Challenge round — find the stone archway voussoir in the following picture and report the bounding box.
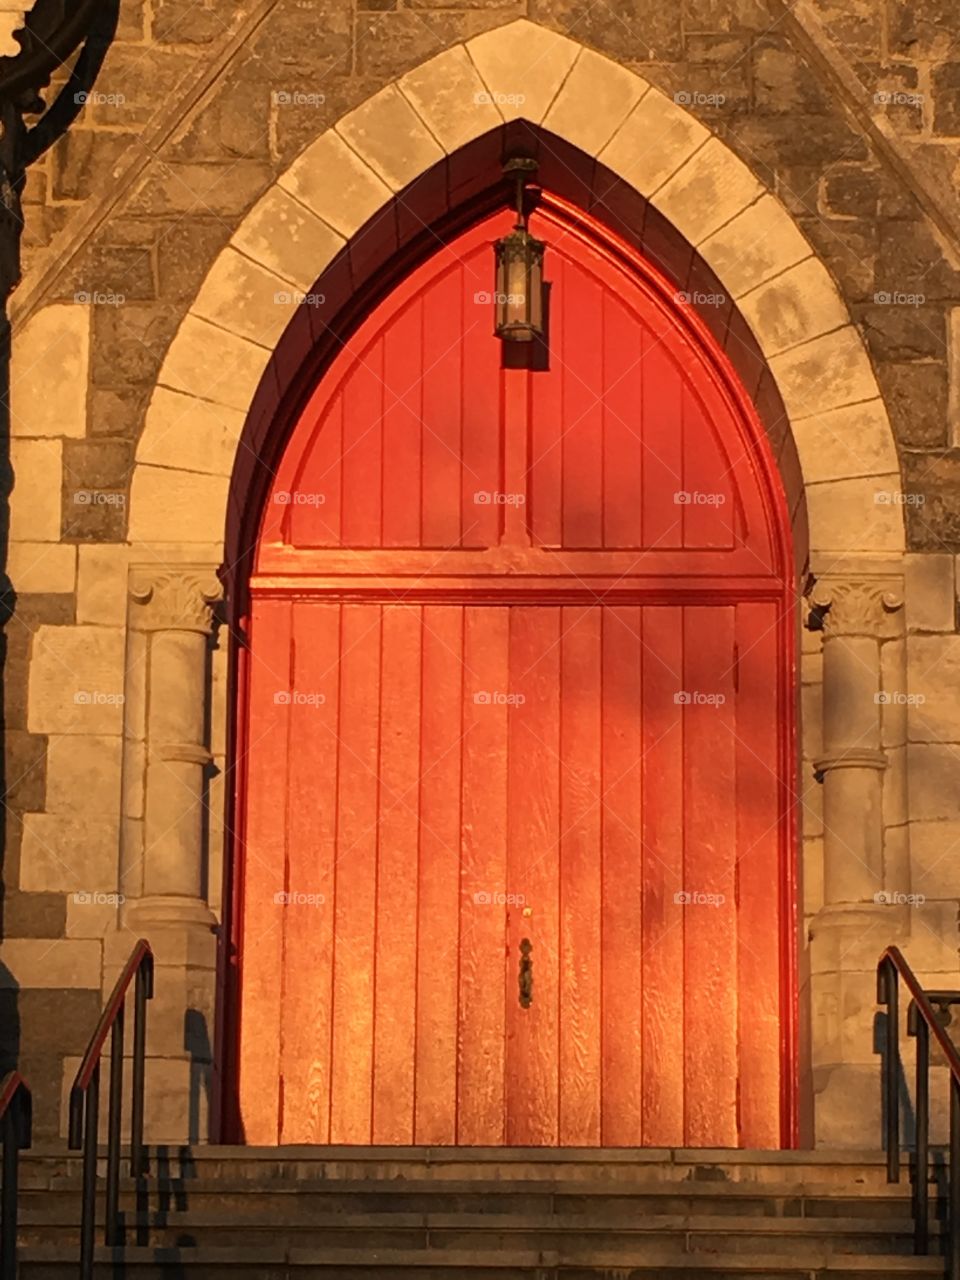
[465,20,580,124]
[232,185,346,298]
[652,135,766,247]
[540,47,649,157]
[138,388,245,478]
[738,256,850,358]
[129,464,229,545]
[191,247,298,351]
[698,195,814,298]
[598,84,709,198]
[158,314,271,415]
[791,400,901,487]
[278,129,391,240]
[771,325,886,420]
[335,84,444,194]
[804,474,905,555]
[397,43,503,152]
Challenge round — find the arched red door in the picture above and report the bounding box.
[233,198,796,1148]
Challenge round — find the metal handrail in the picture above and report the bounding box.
[878,945,960,1276]
[0,1072,31,1278]
[69,939,154,1279]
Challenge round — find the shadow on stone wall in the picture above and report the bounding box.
[0,957,20,1075]
[185,1009,211,1147]
[0,315,17,1071]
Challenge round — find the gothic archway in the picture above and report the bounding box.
[112,21,907,1146]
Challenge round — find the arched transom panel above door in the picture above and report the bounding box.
[256,199,784,583]
[235,197,797,1150]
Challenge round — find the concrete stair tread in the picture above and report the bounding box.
[15,1208,932,1232]
[24,1246,553,1265]
[289,1250,942,1272]
[25,1175,920,1196]
[24,1143,913,1160]
[18,1249,952,1280]
[19,1242,947,1263]
[20,1147,920,1185]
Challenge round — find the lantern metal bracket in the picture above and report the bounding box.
[503,155,538,229]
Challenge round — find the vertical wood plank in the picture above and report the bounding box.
[458,606,509,1143]
[559,604,602,1144]
[641,328,683,549]
[381,300,423,547]
[501,370,529,546]
[602,295,644,549]
[372,606,422,1142]
[329,604,382,1143]
[600,605,644,1144]
[237,598,292,1144]
[736,601,784,1147]
[288,394,343,548]
[682,604,738,1146]
[421,270,465,548]
[529,257,563,549]
[561,267,603,548]
[415,605,464,1143]
[505,606,561,1145]
[278,602,341,1143]
[640,606,685,1146]
[341,338,384,547]
[681,383,735,550]
[461,277,502,549]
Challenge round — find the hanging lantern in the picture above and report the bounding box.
[493,157,544,343]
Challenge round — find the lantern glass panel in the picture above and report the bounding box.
[527,250,543,333]
[494,232,545,342]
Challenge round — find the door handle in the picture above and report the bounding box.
[519,937,533,1008]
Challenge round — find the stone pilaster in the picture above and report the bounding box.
[105,566,223,1144]
[805,571,909,1147]
[809,576,905,903]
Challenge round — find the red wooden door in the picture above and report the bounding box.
[234,200,795,1148]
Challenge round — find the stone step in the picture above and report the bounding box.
[17,1180,926,1222]
[20,1146,922,1191]
[13,1216,941,1258]
[16,1149,940,1278]
[14,1206,934,1231]
[17,1244,948,1279]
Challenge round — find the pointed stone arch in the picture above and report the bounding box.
[127,18,904,574]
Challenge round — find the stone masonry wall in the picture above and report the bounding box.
[4,0,960,1136]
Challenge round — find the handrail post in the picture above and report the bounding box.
[951,1076,960,1280]
[911,1009,929,1255]
[1,1102,18,1280]
[70,941,155,1276]
[105,1002,124,1247]
[80,1060,100,1280]
[0,1077,32,1280]
[878,956,900,1181]
[878,949,960,1267]
[130,955,152,1181]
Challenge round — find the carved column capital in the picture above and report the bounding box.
[806,577,904,638]
[129,567,222,635]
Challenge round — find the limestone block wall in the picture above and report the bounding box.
[2,0,960,1141]
[904,551,960,982]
